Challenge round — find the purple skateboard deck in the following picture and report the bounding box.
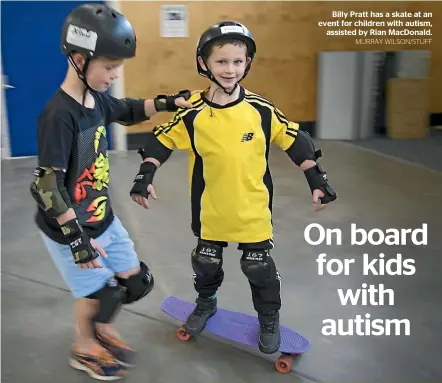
[160,296,310,355]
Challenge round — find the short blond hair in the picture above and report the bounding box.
[203,38,248,59]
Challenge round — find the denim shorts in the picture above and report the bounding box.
[40,215,140,298]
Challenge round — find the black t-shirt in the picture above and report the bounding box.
[35,88,148,244]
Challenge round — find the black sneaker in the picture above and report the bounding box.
[258,310,281,354]
[184,296,217,335]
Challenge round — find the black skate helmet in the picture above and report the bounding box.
[196,21,256,95]
[61,3,136,91]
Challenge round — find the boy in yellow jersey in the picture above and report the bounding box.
[129,21,337,354]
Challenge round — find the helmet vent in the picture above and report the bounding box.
[111,12,117,18]
[125,38,131,46]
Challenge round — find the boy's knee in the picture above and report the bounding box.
[191,240,224,277]
[116,261,154,304]
[240,249,278,286]
[115,265,140,279]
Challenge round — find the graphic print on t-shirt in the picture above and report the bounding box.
[73,124,110,223]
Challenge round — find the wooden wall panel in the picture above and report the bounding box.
[120,1,441,133]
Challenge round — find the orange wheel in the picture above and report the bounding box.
[176,327,191,341]
[274,355,292,374]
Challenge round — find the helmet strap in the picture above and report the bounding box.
[67,54,95,105]
[209,72,238,96]
[201,57,237,96]
[202,57,252,97]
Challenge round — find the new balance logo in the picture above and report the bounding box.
[241,132,254,142]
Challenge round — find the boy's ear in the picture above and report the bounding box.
[71,52,86,70]
[197,56,207,71]
[246,57,252,65]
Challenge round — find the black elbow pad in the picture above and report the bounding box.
[285,130,322,166]
[138,132,172,164]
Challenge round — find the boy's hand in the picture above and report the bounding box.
[174,89,202,109]
[79,238,108,269]
[60,218,108,268]
[154,89,200,112]
[302,162,337,210]
[312,189,327,212]
[130,161,158,209]
[132,184,158,209]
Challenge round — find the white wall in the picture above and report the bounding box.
[107,0,127,152]
[316,51,361,140]
[1,69,12,159]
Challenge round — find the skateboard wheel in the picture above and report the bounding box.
[176,327,191,341]
[274,355,292,374]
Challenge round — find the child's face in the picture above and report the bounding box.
[87,57,124,92]
[73,54,124,92]
[202,42,251,92]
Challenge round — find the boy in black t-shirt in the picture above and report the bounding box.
[30,3,193,380]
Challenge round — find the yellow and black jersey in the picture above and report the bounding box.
[153,86,299,243]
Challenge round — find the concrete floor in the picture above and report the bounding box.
[2,140,442,383]
[348,130,442,174]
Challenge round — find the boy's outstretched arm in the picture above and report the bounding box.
[100,90,193,126]
[270,105,337,209]
[129,107,192,209]
[285,129,337,208]
[130,133,173,209]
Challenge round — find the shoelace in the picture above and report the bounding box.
[194,305,210,316]
[260,320,277,334]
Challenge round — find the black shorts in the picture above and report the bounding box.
[198,238,274,251]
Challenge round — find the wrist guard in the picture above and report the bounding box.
[129,161,158,199]
[154,90,191,112]
[304,164,337,204]
[61,218,99,264]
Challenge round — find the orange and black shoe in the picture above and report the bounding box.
[96,331,136,368]
[69,343,127,381]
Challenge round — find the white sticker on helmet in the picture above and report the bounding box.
[66,24,98,52]
[220,25,244,34]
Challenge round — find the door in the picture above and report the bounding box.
[2,1,105,157]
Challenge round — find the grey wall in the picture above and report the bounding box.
[316,50,431,141]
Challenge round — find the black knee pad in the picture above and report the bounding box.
[191,240,223,277]
[240,249,278,286]
[117,261,154,304]
[87,277,124,324]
